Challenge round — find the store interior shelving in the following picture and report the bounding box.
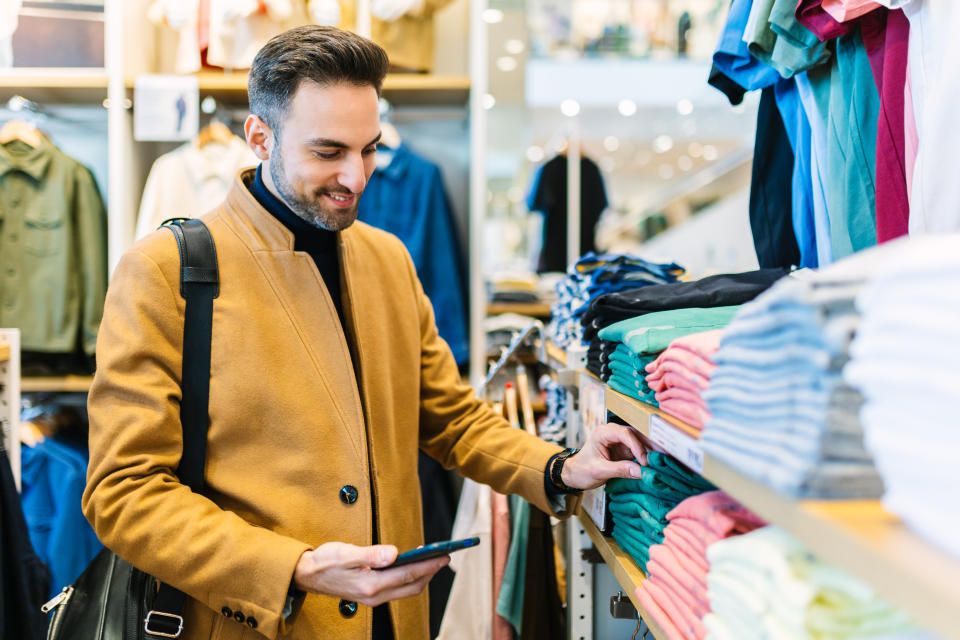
[120,72,470,106]
[578,509,669,640]
[0,68,108,103]
[20,376,94,393]
[485,302,552,318]
[0,344,9,362]
[556,353,960,640]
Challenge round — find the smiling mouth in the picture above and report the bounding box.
[324,192,356,208]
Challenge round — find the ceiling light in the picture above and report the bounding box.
[677,155,693,172]
[482,9,504,23]
[617,99,637,117]
[526,145,545,163]
[687,142,703,158]
[676,99,694,116]
[560,99,580,117]
[703,144,719,161]
[496,56,518,72]
[603,136,620,152]
[653,134,674,154]
[505,39,525,55]
[482,93,496,110]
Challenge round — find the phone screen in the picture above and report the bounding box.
[378,537,480,570]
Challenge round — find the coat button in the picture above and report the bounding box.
[233,610,246,624]
[339,485,358,504]
[339,599,358,618]
[221,606,232,617]
[246,616,258,629]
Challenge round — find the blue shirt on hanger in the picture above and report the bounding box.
[358,145,469,365]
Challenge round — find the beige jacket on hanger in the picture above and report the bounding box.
[83,170,579,640]
[337,0,452,72]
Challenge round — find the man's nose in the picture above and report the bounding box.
[338,155,367,194]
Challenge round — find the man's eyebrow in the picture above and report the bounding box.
[307,133,383,149]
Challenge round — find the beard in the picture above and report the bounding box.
[269,151,360,232]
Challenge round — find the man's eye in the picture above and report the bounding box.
[315,151,339,159]
[362,147,377,155]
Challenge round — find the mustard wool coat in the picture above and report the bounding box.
[82,171,578,640]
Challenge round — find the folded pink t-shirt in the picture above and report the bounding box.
[647,368,711,394]
[648,558,709,618]
[645,579,707,640]
[663,527,709,573]
[667,491,767,539]
[649,544,708,605]
[657,397,710,431]
[635,584,686,640]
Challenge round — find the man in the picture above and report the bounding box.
[83,26,645,640]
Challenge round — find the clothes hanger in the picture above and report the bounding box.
[194,120,235,148]
[0,119,44,147]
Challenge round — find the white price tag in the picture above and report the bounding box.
[579,374,606,443]
[648,415,704,474]
[134,75,200,141]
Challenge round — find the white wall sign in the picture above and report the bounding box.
[134,74,199,142]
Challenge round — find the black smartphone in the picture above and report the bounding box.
[378,537,480,570]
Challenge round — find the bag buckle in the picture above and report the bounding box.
[144,610,184,638]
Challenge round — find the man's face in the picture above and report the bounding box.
[263,81,381,231]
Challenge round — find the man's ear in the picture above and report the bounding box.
[244,114,274,162]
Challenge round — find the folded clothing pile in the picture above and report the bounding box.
[488,271,541,304]
[705,527,922,640]
[586,338,616,381]
[581,269,787,343]
[701,252,889,499]
[606,452,716,572]
[547,253,684,348]
[536,376,567,447]
[644,330,723,430]
[634,491,766,640]
[598,307,740,405]
[844,234,960,559]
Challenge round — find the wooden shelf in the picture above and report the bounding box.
[577,508,671,640]
[545,340,567,369]
[0,344,9,363]
[486,302,552,318]
[584,370,960,640]
[125,73,470,106]
[0,68,108,103]
[21,375,93,393]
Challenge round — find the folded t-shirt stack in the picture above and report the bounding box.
[606,452,716,572]
[644,330,723,430]
[586,338,617,381]
[634,491,767,640]
[701,249,892,499]
[704,527,925,640]
[844,234,960,559]
[536,376,567,447]
[547,252,684,348]
[581,269,788,343]
[598,308,740,405]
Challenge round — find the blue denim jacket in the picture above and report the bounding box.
[358,145,468,364]
[21,438,102,596]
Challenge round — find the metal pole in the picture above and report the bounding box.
[566,120,582,271]
[468,0,489,388]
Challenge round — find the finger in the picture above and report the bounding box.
[352,544,398,569]
[364,572,437,607]
[597,458,642,481]
[600,424,647,462]
[374,555,450,590]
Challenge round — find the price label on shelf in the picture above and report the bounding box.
[579,374,611,532]
[648,415,704,474]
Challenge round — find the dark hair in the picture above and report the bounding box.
[248,26,389,135]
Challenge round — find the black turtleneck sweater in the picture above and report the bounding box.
[248,166,394,640]
[249,165,345,325]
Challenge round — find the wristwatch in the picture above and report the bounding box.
[549,448,582,494]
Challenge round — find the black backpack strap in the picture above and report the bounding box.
[147,218,219,638]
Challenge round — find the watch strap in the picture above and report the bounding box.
[549,448,582,494]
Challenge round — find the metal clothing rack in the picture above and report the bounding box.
[477,319,546,398]
[0,329,22,490]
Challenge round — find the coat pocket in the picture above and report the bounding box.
[23,214,65,257]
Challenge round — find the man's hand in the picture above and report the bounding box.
[293,543,449,607]
[560,422,648,491]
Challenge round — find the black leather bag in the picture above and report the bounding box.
[42,219,219,639]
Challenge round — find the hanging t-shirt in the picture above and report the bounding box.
[821,0,884,22]
[773,80,818,268]
[527,155,608,274]
[795,0,853,41]
[795,71,835,265]
[896,0,960,235]
[859,8,910,242]
[746,0,831,78]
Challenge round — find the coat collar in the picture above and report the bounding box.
[0,138,54,181]
[221,168,361,254]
